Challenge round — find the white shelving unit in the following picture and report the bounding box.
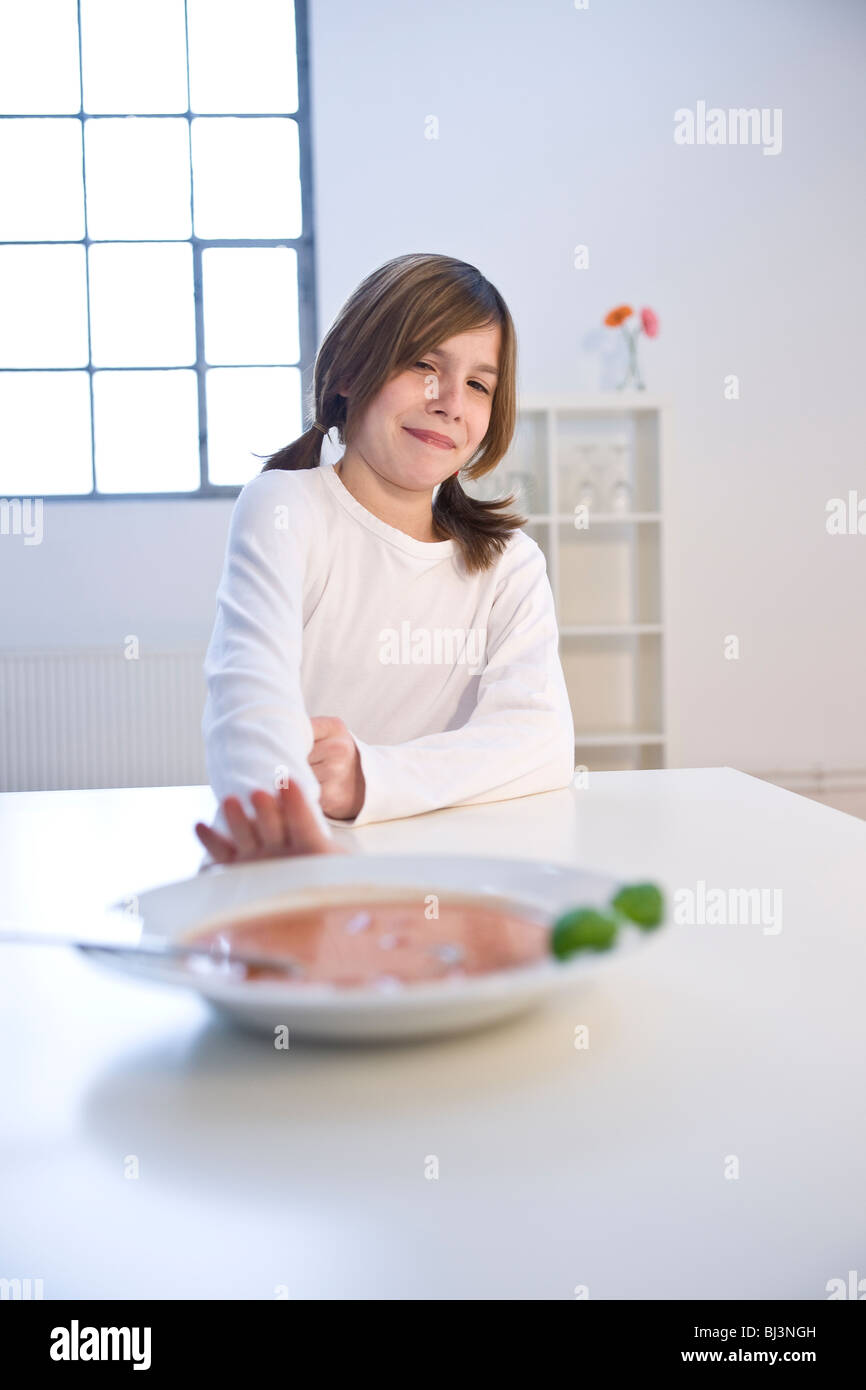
[464,394,669,772]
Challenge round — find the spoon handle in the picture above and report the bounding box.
[0,930,304,978]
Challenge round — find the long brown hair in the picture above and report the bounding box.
[255,252,526,573]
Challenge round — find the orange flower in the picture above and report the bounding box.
[604,305,633,327]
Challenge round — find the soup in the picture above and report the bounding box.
[182,892,549,989]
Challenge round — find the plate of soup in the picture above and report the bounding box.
[91,854,664,1042]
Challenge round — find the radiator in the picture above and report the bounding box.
[0,648,208,792]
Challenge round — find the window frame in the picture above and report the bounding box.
[0,0,318,501]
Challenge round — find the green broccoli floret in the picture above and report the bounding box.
[550,907,620,959]
[610,882,665,929]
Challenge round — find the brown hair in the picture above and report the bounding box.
[255,252,526,573]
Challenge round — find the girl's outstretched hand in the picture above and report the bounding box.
[195,781,349,867]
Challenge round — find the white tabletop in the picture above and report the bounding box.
[1,768,863,1300]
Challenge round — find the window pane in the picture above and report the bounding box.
[0,371,92,494]
[0,1,81,115]
[205,367,300,486]
[0,119,84,240]
[191,118,300,239]
[202,248,299,365]
[84,118,191,239]
[89,243,195,367]
[0,246,88,367]
[93,370,200,492]
[80,0,188,114]
[188,0,298,115]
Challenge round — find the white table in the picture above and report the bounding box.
[1,768,863,1300]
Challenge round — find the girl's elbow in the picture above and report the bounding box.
[537,726,576,793]
[554,747,576,791]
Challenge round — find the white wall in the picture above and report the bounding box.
[2,0,865,777]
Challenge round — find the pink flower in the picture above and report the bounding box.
[640,307,659,338]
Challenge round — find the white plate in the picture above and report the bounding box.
[88,854,657,1043]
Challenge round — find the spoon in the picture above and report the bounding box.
[0,929,306,979]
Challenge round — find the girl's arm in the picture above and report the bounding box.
[200,472,334,852]
[325,538,575,828]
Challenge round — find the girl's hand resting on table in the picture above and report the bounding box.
[195,780,349,867]
[308,715,365,820]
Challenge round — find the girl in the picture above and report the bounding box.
[195,253,575,867]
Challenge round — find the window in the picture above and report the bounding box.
[0,0,317,497]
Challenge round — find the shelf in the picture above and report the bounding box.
[561,624,663,637]
[574,732,666,748]
[529,512,662,524]
[554,524,661,629]
[507,397,667,770]
[519,394,669,413]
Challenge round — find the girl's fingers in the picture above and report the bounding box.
[249,790,287,850]
[198,786,346,865]
[277,780,338,855]
[307,740,332,768]
[222,795,262,856]
[194,821,238,864]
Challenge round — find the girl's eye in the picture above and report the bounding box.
[414,362,490,395]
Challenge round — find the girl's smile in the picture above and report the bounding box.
[402,426,457,450]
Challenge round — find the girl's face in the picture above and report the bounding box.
[347,323,501,491]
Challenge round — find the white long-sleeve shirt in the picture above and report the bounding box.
[201,461,575,845]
